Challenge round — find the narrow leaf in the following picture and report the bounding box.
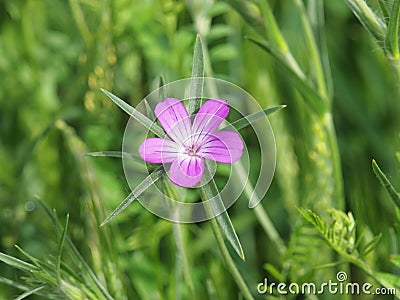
[15,285,46,300]
[85,151,141,161]
[100,89,165,138]
[0,252,38,272]
[100,166,166,226]
[0,276,32,293]
[56,214,69,283]
[372,159,400,208]
[386,0,400,58]
[247,37,327,115]
[14,246,46,273]
[223,105,286,131]
[200,164,244,260]
[189,34,204,115]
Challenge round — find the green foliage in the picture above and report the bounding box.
[301,208,400,297]
[0,0,399,299]
[345,0,400,75]
[0,203,115,300]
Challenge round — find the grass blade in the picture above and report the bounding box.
[56,214,69,283]
[15,285,46,300]
[189,34,205,115]
[247,37,327,115]
[386,0,400,58]
[0,252,38,272]
[307,0,334,99]
[372,159,400,208]
[294,0,328,99]
[223,105,286,131]
[100,165,166,226]
[100,88,165,138]
[0,277,33,293]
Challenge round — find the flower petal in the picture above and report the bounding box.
[169,155,204,187]
[154,98,191,144]
[197,130,243,163]
[192,99,229,137]
[138,138,179,163]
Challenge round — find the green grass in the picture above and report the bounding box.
[0,0,399,299]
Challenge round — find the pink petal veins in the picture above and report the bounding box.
[169,155,205,187]
[154,98,191,144]
[192,99,229,138]
[197,130,243,163]
[138,138,179,163]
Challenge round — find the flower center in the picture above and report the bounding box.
[185,145,197,156]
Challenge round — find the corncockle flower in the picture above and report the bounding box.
[138,98,243,187]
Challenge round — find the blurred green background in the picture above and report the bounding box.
[0,0,399,299]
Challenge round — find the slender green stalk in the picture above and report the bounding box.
[165,183,196,300]
[259,0,305,80]
[344,0,386,41]
[293,0,328,99]
[172,221,196,300]
[200,190,254,300]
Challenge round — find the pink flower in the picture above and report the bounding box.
[138,98,244,187]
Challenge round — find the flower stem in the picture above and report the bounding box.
[164,183,196,300]
[200,188,254,300]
